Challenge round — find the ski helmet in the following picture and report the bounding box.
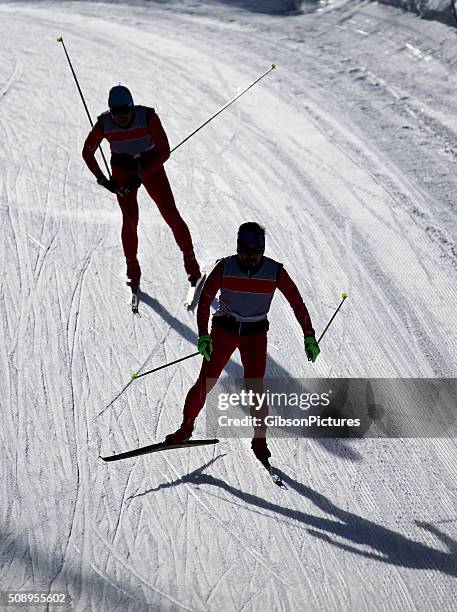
[108,85,134,110]
[237,222,265,254]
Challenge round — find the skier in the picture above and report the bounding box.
[164,222,320,463]
[82,85,201,292]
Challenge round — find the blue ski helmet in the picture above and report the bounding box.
[108,85,134,110]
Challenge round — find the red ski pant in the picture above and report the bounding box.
[111,165,194,261]
[182,326,269,438]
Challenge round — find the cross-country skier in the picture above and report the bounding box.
[164,222,320,463]
[82,85,201,292]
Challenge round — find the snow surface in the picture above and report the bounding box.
[1,0,457,610]
[375,0,453,22]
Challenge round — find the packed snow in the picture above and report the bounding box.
[375,0,453,22]
[1,0,456,610]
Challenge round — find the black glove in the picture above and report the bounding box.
[123,175,143,194]
[97,175,122,195]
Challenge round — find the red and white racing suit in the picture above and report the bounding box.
[170,255,315,459]
[82,105,199,284]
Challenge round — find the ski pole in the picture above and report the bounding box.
[170,64,277,153]
[131,351,200,381]
[58,37,276,162]
[316,293,348,345]
[57,36,111,177]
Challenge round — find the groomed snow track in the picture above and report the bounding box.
[0,1,456,610]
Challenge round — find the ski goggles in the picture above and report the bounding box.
[110,104,133,116]
[237,231,265,255]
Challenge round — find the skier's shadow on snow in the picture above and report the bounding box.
[137,458,457,578]
[139,291,362,461]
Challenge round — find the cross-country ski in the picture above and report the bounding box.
[101,438,219,462]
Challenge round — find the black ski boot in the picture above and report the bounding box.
[164,417,195,445]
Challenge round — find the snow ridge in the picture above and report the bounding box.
[375,0,454,23]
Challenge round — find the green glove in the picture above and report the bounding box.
[198,334,212,361]
[304,336,320,363]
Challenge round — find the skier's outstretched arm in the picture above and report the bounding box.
[277,266,315,337]
[140,112,171,180]
[197,260,224,335]
[82,121,105,181]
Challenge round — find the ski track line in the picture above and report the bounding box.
[205,557,245,608]
[298,140,435,284]
[152,354,185,440]
[66,239,102,372]
[238,582,271,612]
[352,3,455,60]
[102,390,154,569]
[32,161,54,279]
[152,460,230,611]
[96,292,183,421]
[302,17,455,230]
[333,80,457,253]
[210,60,243,158]
[342,63,457,166]
[34,230,59,285]
[0,58,22,100]
[291,145,436,374]
[161,454,291,588]
[199,486,309,539]
[342,465,414,609]
[89,519,193,611]
[307,441,418,610]
[300,97,457,268]
[109,460,138,549]
[104,355,193,561]
[104,289,146,363]
[279,516,320,603]
[292,105,452,370]
[47,241,103,593]
[138,474,188,605]
[71,543,148,609]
